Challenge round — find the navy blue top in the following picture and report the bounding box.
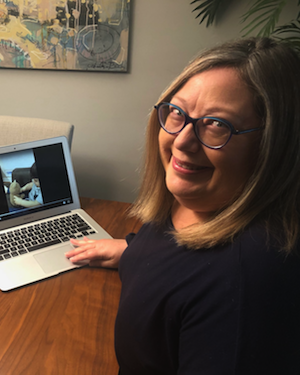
[115,221,300,375]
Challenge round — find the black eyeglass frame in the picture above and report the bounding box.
[154,102,263,150]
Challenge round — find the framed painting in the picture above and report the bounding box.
[0,0,130,72]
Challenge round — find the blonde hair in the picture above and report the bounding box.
[131,38,300,253]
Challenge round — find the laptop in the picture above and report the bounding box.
[0,136,112,291]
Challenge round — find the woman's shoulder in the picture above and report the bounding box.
[237,221,300,261]
[123,219,300,272]
[234,222,300,298]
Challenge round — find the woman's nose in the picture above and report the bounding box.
[173,123,201,153]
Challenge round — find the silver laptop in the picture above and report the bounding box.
[0,136,112,291]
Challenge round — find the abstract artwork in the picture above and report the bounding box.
[0,0,130,71]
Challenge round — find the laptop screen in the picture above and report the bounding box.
[0,143,73,222]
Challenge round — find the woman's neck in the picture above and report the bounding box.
[171,200,215,230]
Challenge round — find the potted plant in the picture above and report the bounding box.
[190,0,300,52]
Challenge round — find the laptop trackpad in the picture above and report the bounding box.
[34,243,77,274]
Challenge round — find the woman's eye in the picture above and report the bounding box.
[207,119,224,127]
[203,118,228,128]
[170,108,183,116]
[201,118,230,137]
[169,107,185,122]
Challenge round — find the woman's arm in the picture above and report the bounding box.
[65,237,128,269]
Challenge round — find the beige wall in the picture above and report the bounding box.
[0,0,298,202]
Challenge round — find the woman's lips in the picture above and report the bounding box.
[172,156,211,174]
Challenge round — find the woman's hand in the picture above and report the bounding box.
[65,237,127,269]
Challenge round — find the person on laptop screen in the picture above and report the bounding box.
[66,37,300,374]
[14,163,43,208]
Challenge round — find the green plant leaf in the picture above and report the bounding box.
[273,21,300,34]
[273,37,300,53]
[190,0,300,55]
[190,0,224,26]
[271,20,300,54]
[241,0,287,37]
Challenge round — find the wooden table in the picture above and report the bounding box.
[0,198,142,375]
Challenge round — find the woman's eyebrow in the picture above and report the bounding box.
[171,97,243,121]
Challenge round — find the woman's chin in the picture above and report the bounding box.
[165,177,208,201]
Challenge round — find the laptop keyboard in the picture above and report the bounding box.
[0,214,96,261]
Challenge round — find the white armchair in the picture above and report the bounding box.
[0,116,74,149]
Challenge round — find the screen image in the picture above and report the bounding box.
[0,143,73,221]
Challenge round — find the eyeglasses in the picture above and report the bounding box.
[154,102,262,149]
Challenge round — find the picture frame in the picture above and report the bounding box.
[0,0,130,72]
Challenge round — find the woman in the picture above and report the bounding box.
[66,37,300,374]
